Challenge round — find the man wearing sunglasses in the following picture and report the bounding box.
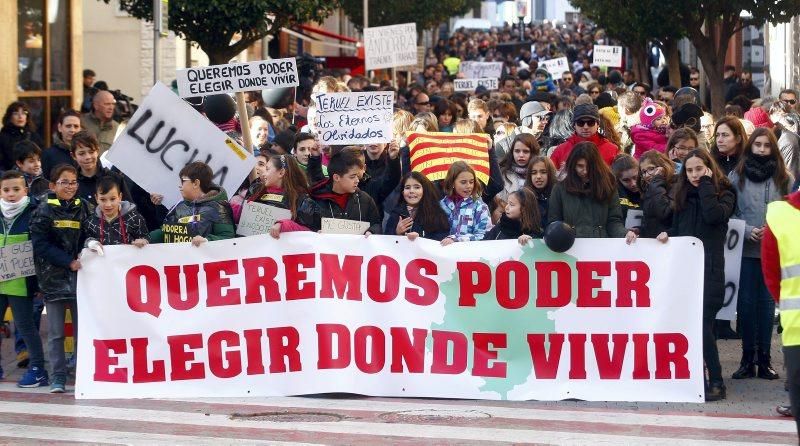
[549,104,620,169]
[780,89,799,113]
[560,70,585,96]
[413,93,432,114]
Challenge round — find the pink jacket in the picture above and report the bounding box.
[630,125,668,158]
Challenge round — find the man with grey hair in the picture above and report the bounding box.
[81,90,119,154]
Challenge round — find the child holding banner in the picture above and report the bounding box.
[482,188,542,243]
[385,172,450,241]
[149,161,235,246]
[0,171,47,388]
[30,164,92,393]
[440,161,490,245]
[247,154,316,239]
[524,155,557,231]
[657,149,736,401]
[83,176,150,252]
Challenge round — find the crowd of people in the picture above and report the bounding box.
[0,20,799,408]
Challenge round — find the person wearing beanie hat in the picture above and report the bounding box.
[599,106,620,129]
[631,98,670,158]
[533,68,558,94]
[550,104,620,168]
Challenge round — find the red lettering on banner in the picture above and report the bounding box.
[125,265,162,317]
[591,334,628,379]
[205,260,242,307]
[267,327,302,372]
[283,254,316,300]
[366,256,400,303]
[568,333,587,379]
[576,261,612,307]
[535,262,571,307]
[94,339,127,382]
[404,259,439,306]
[456,261,491,307]
[168,333,205,380]
[654,333,690,379]
[527,333,564,379]
[165,264,200,311]
[615,261,651,307]
[431,330,467,374]
[472,332,507,377]
[354,326,386,373]
[131,337,166,383]
[496,261,529,309]
[243,329,266,375]
[242,257,281,303]
[317,324,351,369]
[390,327,427,373]
[632,333,651,379]
[208,331,242,378]
[320,254,363,300]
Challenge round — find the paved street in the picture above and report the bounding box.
[0,326,795,444]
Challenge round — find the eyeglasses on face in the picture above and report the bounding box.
[416,101,430,106]
[575,119,597,127]
[784,99,798,105]
[56,180,78,187]
[589,90,600,95]
[690,77,700,81]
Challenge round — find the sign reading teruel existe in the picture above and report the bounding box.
[175,58,299,97]
[76,234,704,402]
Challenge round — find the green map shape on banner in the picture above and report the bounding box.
[430,239,578,399]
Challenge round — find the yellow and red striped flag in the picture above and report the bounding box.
[406,132,491,184]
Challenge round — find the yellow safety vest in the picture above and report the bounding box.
[766,200,800,346]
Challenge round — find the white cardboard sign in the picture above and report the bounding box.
[540,57,570,78]
[236,202,292,237]
[593,45,624,68]
[453,78,499,92]
[363,23,418,71]
[312,91,393,145]
[175,58,299,97]
[0,241,35,281]
[459,61,503,79]
[106,82,256,209]
[717,219,746,321]
[320,218,370,235]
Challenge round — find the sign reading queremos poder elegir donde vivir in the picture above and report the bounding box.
[175,58,299,98]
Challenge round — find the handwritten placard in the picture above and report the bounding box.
[717,218,746,321]
[363,23,418,70]
[312,91,393,145]
[459,62,503,79]
[540,57,570,78]
[453,78,499,92]
[593,45,624,68]
[0,241,35,281]
[236,202,293,237]
[176,58,299,97]
[321,218,370,235]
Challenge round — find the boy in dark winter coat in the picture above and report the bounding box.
[13,141,49,198]
[310,148,382,234]
[0,171,48,388]
[30,164,91,393]
[83,176,149,251]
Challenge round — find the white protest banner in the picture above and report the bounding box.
[593,45,624,67]
[0,241,35,281]
[717,219,746,321]
[76,234,704,402]
[312,91,393,145]
[106,82,256,209]
[364,23,417,71]
[459,61,504,79]
[320,218,371,235]
[540,57,570,78]
[236,202,292,237]
[175,58,299,98]
[453,78,499,92]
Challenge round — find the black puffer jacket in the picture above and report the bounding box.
[482,214,541,240]
[384,201,449,241]
[640,176,674,238]
[667,177,735,315]
[310,179,382,234]
[0,125,44,171]
[83,201,150,246]
[30,193,91,301]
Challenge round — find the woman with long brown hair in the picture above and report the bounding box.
[728,127,794,382]
[657,149,735,401]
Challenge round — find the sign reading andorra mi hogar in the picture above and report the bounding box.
[76,234,705,402]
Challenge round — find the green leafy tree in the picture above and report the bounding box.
[104,0,341,64]
[673,1,800,117]
[340,0,480,37]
